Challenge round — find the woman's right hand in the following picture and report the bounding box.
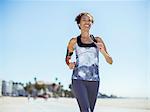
[68,62,76,69]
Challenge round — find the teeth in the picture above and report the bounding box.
[85,25,89,27]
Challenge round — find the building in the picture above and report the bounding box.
[2,80,13,96]
[0,79,2,96]
[2,80,7,96]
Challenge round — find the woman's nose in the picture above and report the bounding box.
[85,21,90,24]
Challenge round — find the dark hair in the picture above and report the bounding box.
[75,12,94,29]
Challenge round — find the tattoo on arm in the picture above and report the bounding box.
[65,38,76,66]
[65,49,73,65]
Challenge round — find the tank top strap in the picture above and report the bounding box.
[90,34,97,43]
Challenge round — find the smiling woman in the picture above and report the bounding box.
[0,0,147,105]
[65,12,113,112]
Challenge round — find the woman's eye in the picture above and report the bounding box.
[82,19,92,22]
[82,19,86,21]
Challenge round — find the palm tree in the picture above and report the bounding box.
[24,82,32,94]
[34,77,37,83]
[55,77,58,84]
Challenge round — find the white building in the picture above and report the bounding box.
[0,79,2,96]
[6,80,13,96]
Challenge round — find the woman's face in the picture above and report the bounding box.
[79,15,93,30]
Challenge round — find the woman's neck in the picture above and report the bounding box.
[80,30,93,44]
[80,30,90,39]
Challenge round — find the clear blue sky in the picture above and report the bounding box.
[0,0,149,97]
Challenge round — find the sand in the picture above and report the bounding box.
[0,97,149,112]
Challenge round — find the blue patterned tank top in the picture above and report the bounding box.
[72,35,100,81]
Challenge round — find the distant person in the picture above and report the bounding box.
[65,12,113,112]
[27,93,31,100]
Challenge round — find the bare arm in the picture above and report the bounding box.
[95,37,113,64]
[65,38,77,69]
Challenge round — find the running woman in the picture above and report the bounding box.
[65,12,113,112]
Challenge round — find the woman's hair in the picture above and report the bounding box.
[75,12,94,29]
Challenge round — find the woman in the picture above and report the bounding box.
[65,12,113,112]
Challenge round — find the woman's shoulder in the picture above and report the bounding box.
[94,36,103,43]
[67,37,77,48]
[69,37,77,44]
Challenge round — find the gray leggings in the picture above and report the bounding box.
[72,79,99,112]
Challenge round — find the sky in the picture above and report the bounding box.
[0,0,149,97]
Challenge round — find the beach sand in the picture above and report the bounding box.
[0,97,149,112]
